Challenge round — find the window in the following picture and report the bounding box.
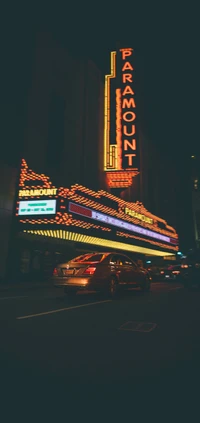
[123,255,137,267]
[72,253,104,263]
[110,255,122,265]
[72,254,91,262]
[110,254,132,266]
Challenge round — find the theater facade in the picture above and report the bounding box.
[9,46,179,281]
[12,159,178,281]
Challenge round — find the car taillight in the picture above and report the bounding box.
[53,268,58,276]
[83,267,96,275]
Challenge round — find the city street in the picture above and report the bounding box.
[0,281,200,416]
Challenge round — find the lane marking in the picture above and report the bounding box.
[16,299,112,320]
[0,296,28,301]
[118,321,157,333]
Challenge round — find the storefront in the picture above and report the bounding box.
[11,159,178,282]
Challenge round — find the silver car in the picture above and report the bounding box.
[52,252,151,298]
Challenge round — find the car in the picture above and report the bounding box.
[52,252,151,298]
[159,264,186,281]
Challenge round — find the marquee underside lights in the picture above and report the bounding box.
[23,230,174,257]
[16,160,179,254]
[104,48,139,188]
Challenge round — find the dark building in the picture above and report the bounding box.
[24,32,104,189]
[190,155,200,249]
[0,165,17,282]
[0,31,104,281]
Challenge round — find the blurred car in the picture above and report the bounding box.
[159,264,186,281]
[52,252,151,297]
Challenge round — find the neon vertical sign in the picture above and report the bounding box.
[121,48,137,169]
[104,48,139,188]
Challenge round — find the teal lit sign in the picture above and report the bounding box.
[18,200,56,215]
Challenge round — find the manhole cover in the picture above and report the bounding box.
[119,321,157,333]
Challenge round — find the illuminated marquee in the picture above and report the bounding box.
[15,160,179,256]
[104,47,138,188]
[68,202,170,244]
[124,207,153,224]
[19,188,57,197]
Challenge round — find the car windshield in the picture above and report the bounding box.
[72,253,105,263]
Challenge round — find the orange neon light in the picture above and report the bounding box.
[104,51,117,170]
[124,154,136,166]
[122,98,136,109]
[122,86,134,96]
[19,159,178,236]
[123,111,136,122]
[122,74,132,83]
[123,125,135,136]
[19,159,53,189]
[124,139,136,151]
[104,47,138,186]
[120,48,133,60]
[17,160,178,253]
[116,88,122,170]
[106,171,138,188]
[122,62,133,71]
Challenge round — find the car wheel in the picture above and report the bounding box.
[108,277,118,299]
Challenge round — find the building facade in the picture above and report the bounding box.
[13,158,178,281]
[1,31,104,281]
[0,165,17,282]
[23,32,104,189]
[2,40,179,283]
[191,155,200,248]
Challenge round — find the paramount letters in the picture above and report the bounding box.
[125,207,153,224]
[120,48,137,169]
[19,188,57,197]
[104,47,139,187]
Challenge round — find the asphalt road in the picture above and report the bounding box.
[0,281,200,418]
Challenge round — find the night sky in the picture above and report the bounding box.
[1,4,200,251]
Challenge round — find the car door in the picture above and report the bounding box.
[123,256,142,286]
[110,254,129,286]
